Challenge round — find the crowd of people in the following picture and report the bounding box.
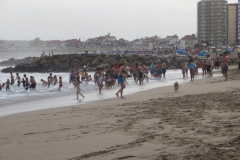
[0,51,239,99]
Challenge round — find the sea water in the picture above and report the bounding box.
[0,52,220,117]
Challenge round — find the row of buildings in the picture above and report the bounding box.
[0,33,197,50]
[197,0,239,46]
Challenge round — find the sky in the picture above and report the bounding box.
[0,0,238,41]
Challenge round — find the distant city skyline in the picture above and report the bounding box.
[0,0,237,41]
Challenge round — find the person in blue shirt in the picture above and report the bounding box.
[149,62,154,76]
[188,58,196,81]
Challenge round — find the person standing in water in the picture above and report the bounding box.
[10,72,14,85]
[6,79,10,91]
[29,76,36,89]
[116,59,128,98]
[15,73,21,87]
[59,77,63,90]
[24,74,29,90]
[75,77,84,99]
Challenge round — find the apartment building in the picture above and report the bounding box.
[197,0,227,45]
[227,4,238,45]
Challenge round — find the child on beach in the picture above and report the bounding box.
[75,77,84,99]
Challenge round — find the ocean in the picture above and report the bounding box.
[0,51,215,117]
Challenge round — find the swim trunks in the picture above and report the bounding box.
[221,64,228,74]
[157,69,162,75]
[207,65,211,72]
[118,76,124,83]
[162,68,166,74]
[10,80,14,85]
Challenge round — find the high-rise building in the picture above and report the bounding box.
[197,0,227,45]
[227,4,238,45]
[238,0,240,43]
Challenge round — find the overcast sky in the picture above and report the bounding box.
[0,0,237,41]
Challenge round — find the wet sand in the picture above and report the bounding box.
[0,67,240,160]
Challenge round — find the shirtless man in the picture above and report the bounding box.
[15,73,21,87]
[136,63,143,85]
[24,74,29,90]
[206,54,211,77]
[10,72,14,85]
[41,79,48,86]
[53,75,58,85]
[29,76,37,89]
[221,52,229,81]
[49,73,54,85]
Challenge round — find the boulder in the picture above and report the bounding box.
[91,57,103,67]
[71,59,81,67]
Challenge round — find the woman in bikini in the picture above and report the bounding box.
[75,77,84,99]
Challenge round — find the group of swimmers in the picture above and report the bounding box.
[0,72,63,92]
[0,72,38,91]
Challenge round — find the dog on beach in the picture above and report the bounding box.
[174,82,179,92]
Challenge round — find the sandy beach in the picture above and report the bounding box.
[0,67,240,160]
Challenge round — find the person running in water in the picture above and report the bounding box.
[75,77,84,99]
[116,59,128,98]
[95,68,104,94]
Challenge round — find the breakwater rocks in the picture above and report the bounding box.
[0,53,218,73]
[0,57,40,66]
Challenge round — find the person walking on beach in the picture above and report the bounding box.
[221,52,229,81]
[116,59,128,98]
[206,54,211,77]
[181,60,186,78]
[188,58,196,81]
[75,77,84,99]
[202,59,207,77]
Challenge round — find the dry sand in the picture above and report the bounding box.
[0,68,240,160]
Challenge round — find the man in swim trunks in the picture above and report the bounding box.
[10,72,14,85]
[24,74,30,90]
[15,73,21,87]
[136,63,143,85]
[206,54,211,77]
[221,52,229,81]
[157,62,163,79]
[162,62,166,78]
[29,76,37,89]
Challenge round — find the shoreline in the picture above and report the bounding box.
[0,68,240,160]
